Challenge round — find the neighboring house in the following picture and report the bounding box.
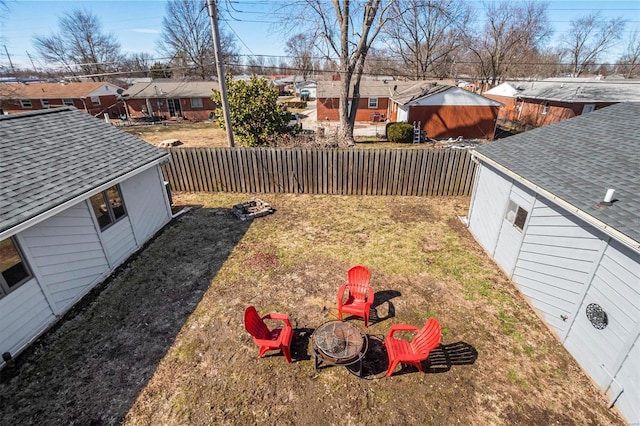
[0,81,126,118]
[316,80,416,122]
[389,83,503,140]
[294,80,317,99]
[490,78,640,128]
[124,80,220,121]
[467,103,640,425]
[0,107,172,365]
[483,82,520,121]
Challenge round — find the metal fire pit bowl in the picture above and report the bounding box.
[312,321,368,376]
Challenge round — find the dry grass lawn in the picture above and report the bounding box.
[0,193,625,425]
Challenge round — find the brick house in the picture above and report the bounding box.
[484,78,640,129]
[123,80,220,121]
[0,81,126,118]
[316,80,416,123]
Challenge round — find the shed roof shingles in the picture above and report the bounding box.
[0,107,169,234]
[475,102,640,245]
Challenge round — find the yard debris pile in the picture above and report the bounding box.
[232,199,274,220]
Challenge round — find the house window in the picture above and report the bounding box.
[90,185,126,230]
[541,101,549,115]
[20,99,32,108]
[91,96,100,106]
[190,98,203,108]
[582,104,595,114]
[505,200,528,232]
[368,97,378,108]
[63,99,74,106]
[0,237,31,297]
[41,99,50,108]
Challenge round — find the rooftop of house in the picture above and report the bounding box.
[474,102,640,245]
[0,81,124,99]
[493,79,640,103]
[391,82,503,106]
[0,107,169,236]
[124,80,220,99]
[316,79,419,98]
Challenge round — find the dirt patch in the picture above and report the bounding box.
[0,194,626,426]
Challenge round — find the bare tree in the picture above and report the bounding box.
[158,0,238,80]
[464,1,551,85]
[33,9,123,81]
[382,0,471,79]
[281,0,395,144]
[285,33,319,79]
[120,52,155,77]
[562,13,626,77]
[616,28,640,78]
[245,55,266,75]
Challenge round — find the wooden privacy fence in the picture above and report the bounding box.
[161,147,477,196]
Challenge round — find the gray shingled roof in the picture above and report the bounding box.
[124,80,220,98]
[514,79,640,102]
[474,102,640,245]
[0,107,169,235]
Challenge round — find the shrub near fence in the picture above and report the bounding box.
[161,147,476,196]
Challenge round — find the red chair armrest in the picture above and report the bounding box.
[386,324,419,340]
[337,283,348,307]
[262,313,292,327]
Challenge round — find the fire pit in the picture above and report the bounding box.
[232,199,273,221]
[312,321,368,376]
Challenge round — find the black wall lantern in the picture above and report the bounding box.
[586,303,608,330]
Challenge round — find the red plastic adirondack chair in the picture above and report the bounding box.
[243,306,293,363]
[337,265,374,327]
[384,318,441,377]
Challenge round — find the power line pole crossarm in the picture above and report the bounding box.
[207,0,235,148]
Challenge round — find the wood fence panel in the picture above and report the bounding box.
[161,147,476,196]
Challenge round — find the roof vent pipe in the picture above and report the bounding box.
[602,189,615,206]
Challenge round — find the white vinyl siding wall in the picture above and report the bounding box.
[467,159,640,425]
[101,219,137,268]
[0,279,55,357]
[512,198,605,337]
[564,240,640,399]
[0,164,172,363]
[20,202,110,313]
[468,164,512,255]
[120,167,171,243]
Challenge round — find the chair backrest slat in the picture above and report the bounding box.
[244,306,270,339]
[411,318,441,354]
[347,265,372,301]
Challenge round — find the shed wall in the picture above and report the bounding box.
[120,167,171,243]
[0,279,55,358]
[468,164,512,255]
[467,160,640,425]
[512,197,605,338]
[20,201,110,313]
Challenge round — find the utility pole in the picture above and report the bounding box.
[207,0,235,148]
[27,51,39,74]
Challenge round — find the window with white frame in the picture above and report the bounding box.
[63,99,74,106]
[505,200,528,232]
[190,98,203,108]
[0,237,31,298]
[20,99,32,108]
[41,99,50,108]
[89,185,127,230]
[91,96,100,106]
[368,97,378,108]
